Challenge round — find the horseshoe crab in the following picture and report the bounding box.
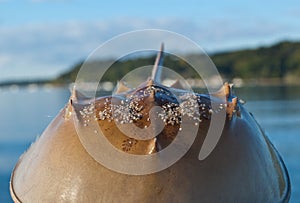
[10,45,290,202]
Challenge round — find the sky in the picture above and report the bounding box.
[0,0,300,82]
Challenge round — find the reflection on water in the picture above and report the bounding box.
[235,85,300,101]
[0,85,299,202]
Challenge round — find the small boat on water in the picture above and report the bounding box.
[10,45,290,202]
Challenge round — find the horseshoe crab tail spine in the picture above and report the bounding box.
[151,43,164,83]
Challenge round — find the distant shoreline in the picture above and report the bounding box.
[2,40,300,89]
[1,77,300,90]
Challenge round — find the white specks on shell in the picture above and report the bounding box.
[180,93,201,122]
[79,103,95,126]
[119,99,143,123]
[86,86,228,129]
[158,103,181,125]
[96,95,144,125]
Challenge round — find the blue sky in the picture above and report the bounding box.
[0,0,300,82]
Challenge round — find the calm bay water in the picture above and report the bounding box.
[0,85,299,202]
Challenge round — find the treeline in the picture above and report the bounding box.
[212,41,300,79]
[53,55,198,84]
[54,41,300,84]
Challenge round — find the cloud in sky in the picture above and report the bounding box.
[0,17,299,82]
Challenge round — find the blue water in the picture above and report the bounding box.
[0,86,70,203]
[0,85,299,202]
